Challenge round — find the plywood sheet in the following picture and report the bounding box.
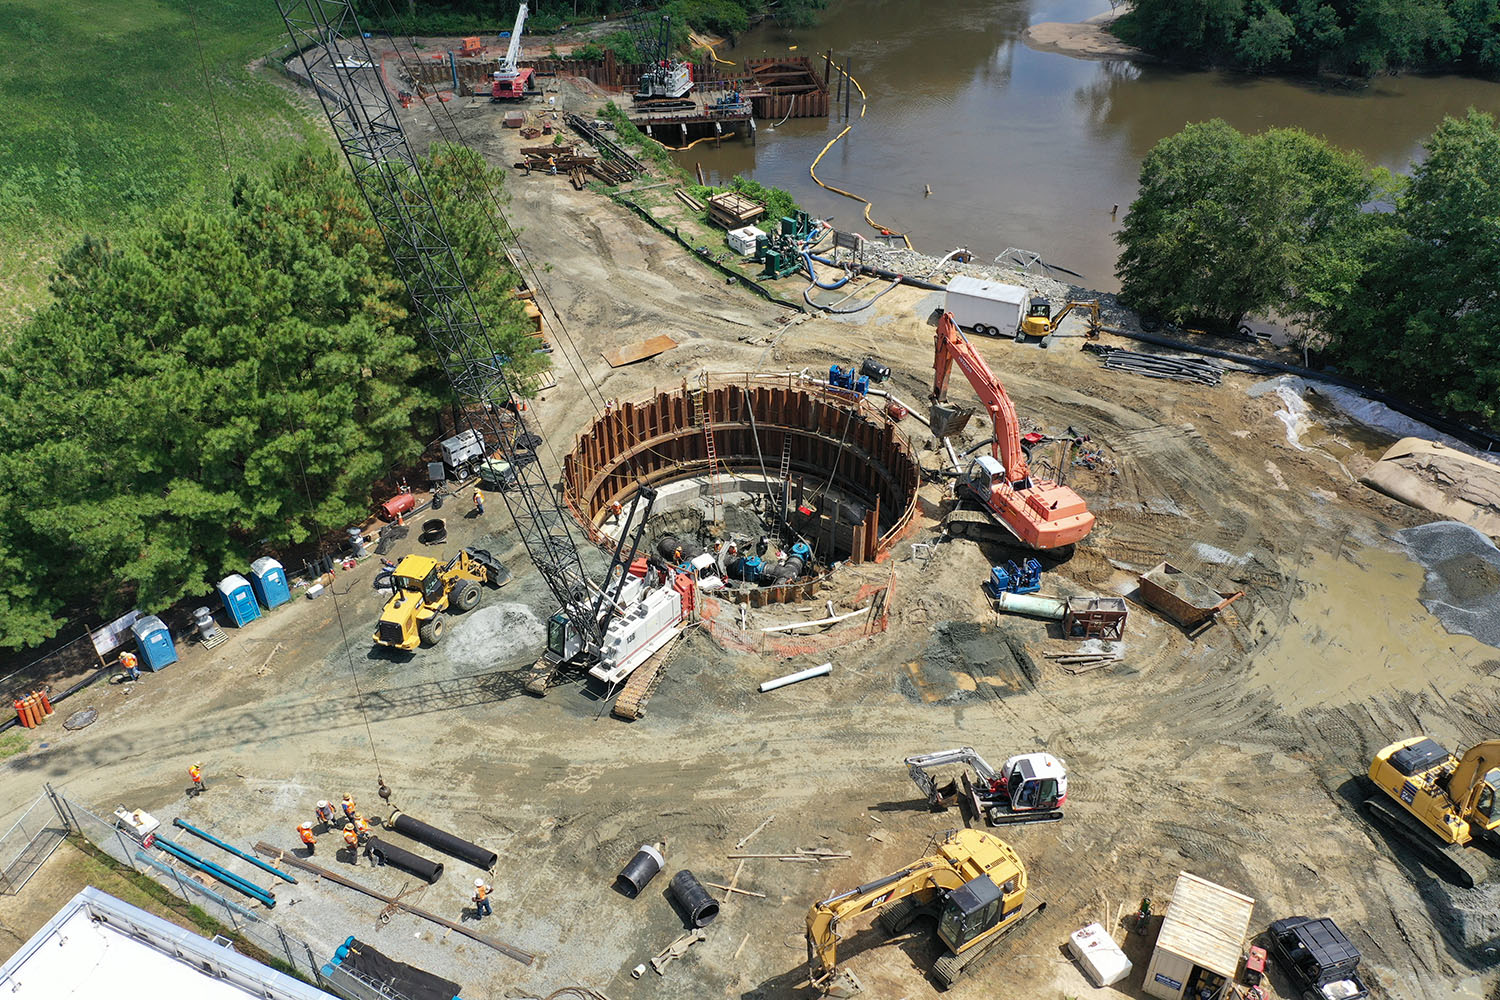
[603,334,678,368]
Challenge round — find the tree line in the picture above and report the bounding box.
[0,146,545,650]
[1116,109,1500,431]
[1113,0,1500,74]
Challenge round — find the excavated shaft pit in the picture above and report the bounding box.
[562,377,920,565]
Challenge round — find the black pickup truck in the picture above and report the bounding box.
[1267,916,1369,1000]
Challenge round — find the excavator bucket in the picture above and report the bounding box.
[929,403,974,440]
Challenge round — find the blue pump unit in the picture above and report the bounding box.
[736,554,764,581]
[986,558,1043,597]
[828,364,870,397]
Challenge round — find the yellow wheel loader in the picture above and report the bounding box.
[373,548,508,650]
[1366,735,1500,887]
[805,828,1044,996]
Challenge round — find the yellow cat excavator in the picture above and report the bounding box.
[1017,297,1100,342]
[804,828,1044,996]
[1366,736,1500,887]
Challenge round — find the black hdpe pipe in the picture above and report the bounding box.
[174,819,298,884]
[368,836,444,884]
[615,844,664,898]
[0,665,111,734]
[809,253,945,292]
[668,869,720,927]
[386,810,497,870]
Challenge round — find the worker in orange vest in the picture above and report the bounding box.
[355,814,372,845]
[120,651,141,682]
[298,823,317,853]
[341,793,358,823]
[342,823,360,864]
[472,877,493,917]
[188,763,206,795]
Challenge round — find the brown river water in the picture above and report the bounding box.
[676,0,1500,291]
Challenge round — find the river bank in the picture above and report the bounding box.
[1022,8,1149,61]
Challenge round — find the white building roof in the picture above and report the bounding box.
[0,887,331,1000]
[1155,872,1255,978]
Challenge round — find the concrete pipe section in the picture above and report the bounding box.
[562,376,920,568]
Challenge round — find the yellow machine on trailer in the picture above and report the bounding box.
[374,548,507,650]
[1366,735,1500,887]
[804,828,1044,996]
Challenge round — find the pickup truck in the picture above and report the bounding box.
[1267,916,1369,1000]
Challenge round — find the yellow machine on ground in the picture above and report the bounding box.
[1366,735,1500,887]
[1018,297,1101,342]
[804,828,1044,996]
[374,548,506,650]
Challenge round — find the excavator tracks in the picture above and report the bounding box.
[1363,796,1489,888]
[875,896,926,936]
[932,901,1047,990]
[611,637,682,721]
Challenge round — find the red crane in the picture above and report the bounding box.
[931,311,1094,550]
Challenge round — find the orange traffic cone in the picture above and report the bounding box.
[38,689,53,716]
[396,509,404,526]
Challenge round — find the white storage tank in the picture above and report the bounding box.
[728,225,766,257]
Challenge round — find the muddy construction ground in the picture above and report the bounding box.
[3,77,1500,1000]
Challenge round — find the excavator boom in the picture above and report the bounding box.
[931,311,1095,549]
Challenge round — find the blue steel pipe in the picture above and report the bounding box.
[154,837,276,907]
[134,851,259,921]
[173,819,298,884]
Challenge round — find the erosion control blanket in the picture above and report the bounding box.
[339,938,460,1000]
[1360,438,1500,539]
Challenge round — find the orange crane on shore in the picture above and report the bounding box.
[930,311,1095,551]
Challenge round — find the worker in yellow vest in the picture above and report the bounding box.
[473,489,485,516]
[298,823,317,853]
[188,762,206,795]
[342,823,360,864]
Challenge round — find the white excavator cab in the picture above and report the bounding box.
[1001,753,1067,811]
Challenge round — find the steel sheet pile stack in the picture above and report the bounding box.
[1084,344,1223,386]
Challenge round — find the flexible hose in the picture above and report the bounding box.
[805,275,902,314]
[807,60,912,249]
[802,251,852,290]
[771,95,798,127]
[651,130,737,151]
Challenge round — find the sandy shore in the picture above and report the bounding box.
[1023,9,1152,61]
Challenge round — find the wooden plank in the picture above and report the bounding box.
[252,842,536,966]
[603,334,678,368]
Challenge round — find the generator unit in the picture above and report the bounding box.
[986,558,1043,597]
[828,364,870,397]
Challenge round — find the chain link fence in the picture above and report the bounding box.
[0,792,68,895]
[42,786,334,989]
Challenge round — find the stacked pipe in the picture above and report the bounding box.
[1085,345,1223,386]
[12,690,54,728]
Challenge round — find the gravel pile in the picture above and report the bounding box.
[1395,520,1500,648]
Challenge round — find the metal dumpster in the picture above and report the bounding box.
[1137,561,1243,630]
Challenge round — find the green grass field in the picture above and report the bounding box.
[0,0,325,325]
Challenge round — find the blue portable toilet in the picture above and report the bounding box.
[217,574,261,627]
[249,557,291,610]
[130,615,178,671]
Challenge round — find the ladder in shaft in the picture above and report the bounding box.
[691,377,722,518]
[777,430,793,524]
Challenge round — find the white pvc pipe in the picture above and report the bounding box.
[993,592,1066,620]
[760,605,870,633]
[759,662,832,692]
[943,437,962,473]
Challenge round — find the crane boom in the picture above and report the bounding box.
[497,3,528,80]
[276,0,600,651]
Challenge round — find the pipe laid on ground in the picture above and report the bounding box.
[154,837,276,907]
[759,663,832,693]
[810,253,946,291]
[367,836,444,884]
[173,819,298,884]
[386,810,497,870]
[668,870,720,927]
[943,437,962,473]
[760,605,871,633]
[616,844,664,898]
[992,592,1067,621]
[134,851,259,921]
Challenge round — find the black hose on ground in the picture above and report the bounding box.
[367,836,445,884]
[386,810,497,870]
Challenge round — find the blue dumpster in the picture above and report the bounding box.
[217,574,261,627]
[249,557,291,610]
[130,615,178,671]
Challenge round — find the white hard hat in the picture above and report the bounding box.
[317,800,329,808]
[474,877,485,886]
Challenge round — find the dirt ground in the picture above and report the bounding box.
[2,77,1498,1000]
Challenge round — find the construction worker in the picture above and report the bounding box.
[341,793,357,823]
[120,650,140,682]
[343,823,360,864]
[472,877,493,917]
[315,800,336,828]
[298,823,317,854]
[473,489,485,516]
[355,814,372,845]
[188,762,206,795]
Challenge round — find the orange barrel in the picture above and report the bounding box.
[17,696,34,728]
[38,689,54,715]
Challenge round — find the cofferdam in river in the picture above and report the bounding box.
[678,0,1500,291]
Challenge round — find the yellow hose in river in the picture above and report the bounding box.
[650,130,737,151]
[807,65,911,249]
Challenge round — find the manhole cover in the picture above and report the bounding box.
[63,707,98,730]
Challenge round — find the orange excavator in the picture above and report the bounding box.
[931,311,1094,550]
